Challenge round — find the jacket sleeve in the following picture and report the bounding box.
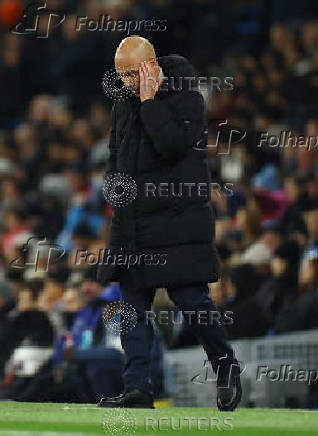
[140,91,205,160]
[106,103,117,173]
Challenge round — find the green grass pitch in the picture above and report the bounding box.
[0,402,317,435]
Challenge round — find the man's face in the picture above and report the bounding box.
[271,256,287,277]
[119,67,140,95]
[299,258,315,286]
[81,279,101,302]
[305,210,318,239]
[115,57,159,96]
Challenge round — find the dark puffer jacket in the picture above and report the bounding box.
[98,55,219,290]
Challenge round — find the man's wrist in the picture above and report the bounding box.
[141,97,154,104]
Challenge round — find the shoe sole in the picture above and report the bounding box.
[217,382,242,412]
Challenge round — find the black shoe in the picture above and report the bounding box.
[98,389,154,409]
[216,361,242,411]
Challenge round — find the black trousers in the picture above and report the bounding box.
[120,282,235,395]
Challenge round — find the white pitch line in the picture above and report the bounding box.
[294,409,318,413]
[62,406,100,411]
[0,433,152,436]
[0,432,101,436]
[269,408,318,413]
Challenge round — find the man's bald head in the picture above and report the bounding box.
[114,36,159,95]
[115,36,156,73]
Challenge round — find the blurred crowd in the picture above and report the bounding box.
[0,0,318,402]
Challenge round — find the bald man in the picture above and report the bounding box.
[98,36,242,411]
[114,35,160,99]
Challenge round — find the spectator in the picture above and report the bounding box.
[255,240,301,332]
[274,246,318,333]
[0,280,54,399]
[221,264,266,339]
